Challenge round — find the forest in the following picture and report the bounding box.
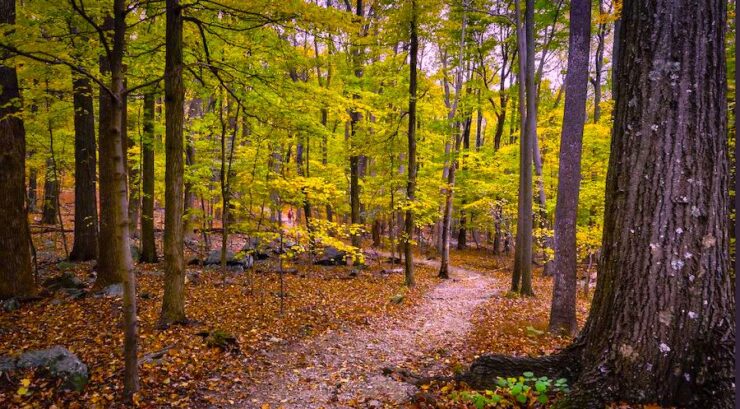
[0,0,736,407]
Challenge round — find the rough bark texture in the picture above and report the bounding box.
[548,0,591,336]
[0,0,34,300]
[160,0,186,325]
[403,1,418,287]
[140,92,157,263]
[70,75,99,261]
[511,0,534,295]
[96,42,124,287]
[468,1,734,407]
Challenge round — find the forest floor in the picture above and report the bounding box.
[0,214,591,408]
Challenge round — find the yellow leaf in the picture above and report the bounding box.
[17,386,29,396]
[20,378,30,387]
[261,404,270,409]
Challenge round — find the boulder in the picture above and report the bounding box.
[42,272,84,291]
[242,238,271,260]
[203,249,253,269]
[2,346,88,391]
[94,283,123,298]
[314,246,347,266]
[2,298,20,312]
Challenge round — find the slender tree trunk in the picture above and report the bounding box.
[348,0,364,248]
[591,0,607,123]
[41,157,59,225]
[140,92,157,263]
[511,0,534,295]
[467,2,734,406]
[28,167,37,213]
[160,0,186,325]
[403,0,418,287]
[0,0,33,299]
[70,75,99,261]
[548,0,591,336]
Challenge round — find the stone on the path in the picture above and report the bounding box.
[390,293,405,304]
[2,346,88,391]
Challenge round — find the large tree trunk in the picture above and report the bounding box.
[140,92,157,263]
[160,0,186,326]
[0,0,34,300]
[41,157,59,225]
[69,75,99,261]
[511,0,534,295]
[548,0,591,336]
[403,1,418,287]
[467,1,734,406]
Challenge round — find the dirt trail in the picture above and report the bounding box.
[239,255,498,408]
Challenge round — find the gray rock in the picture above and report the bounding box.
[203,249,253,270]
[94,283,123,298]
[205,249,235,265]
[314,246,347,266]
[2,298,20,312]
[42,272,84,291]
[130,245,141,262]
[9,346,88,391]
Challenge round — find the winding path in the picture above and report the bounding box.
[239,255,498,408]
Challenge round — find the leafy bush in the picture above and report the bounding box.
[449,373,569,408]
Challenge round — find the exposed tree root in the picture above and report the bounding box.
[458,348,582,390]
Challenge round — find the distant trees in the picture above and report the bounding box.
[0,0,34,300]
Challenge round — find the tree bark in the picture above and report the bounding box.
[160,0,186,325]
[467,1,734,406]
[69,75,99,261]
[548,0,591,336]
[591,0,607,123]
[0,0,34,300]
[41,157,59,225]
[140,92,157,263]
[511,0,534,295]
[403,0,418,287]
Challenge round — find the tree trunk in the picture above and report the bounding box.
[591,0,607,123]
[140,92,157,263]
[41,157,59,225]
[0,0,33,299]
[548,0,591,336]
[69,75,99,261]
[467,1,734,406]
[28,167,37,213]
[96,39,124,287]
[511,0,534,295]
[160,0,186,325]
[403,0,418,287]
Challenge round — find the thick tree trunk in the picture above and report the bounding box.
[140,92,157,263]
[41,157,59,225]
[160,0,186,325]
[0,0,33,299]
[467,1,734,407]
[548,0,591,336]
[511,0,534,295]
[404,1,418,287]
[69,75,99,261]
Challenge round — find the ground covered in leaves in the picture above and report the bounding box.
[1,225,593,408]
